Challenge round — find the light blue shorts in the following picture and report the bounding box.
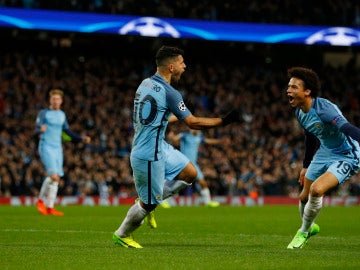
[130,156,165,204]
[306,147,360,184]
[164,143,190,180]
[39,143,64,177]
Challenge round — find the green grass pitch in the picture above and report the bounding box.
[1,205,359,270]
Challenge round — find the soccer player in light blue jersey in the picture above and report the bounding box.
[35,89,91,216]
[113,46,242,248]
[167,128,222,207]
[286,67,360,249]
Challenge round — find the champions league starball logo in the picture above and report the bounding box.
[119,17,181,38]
[305,27,360,46]
[178,101,187,111]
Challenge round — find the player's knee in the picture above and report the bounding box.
[50,174,61,182]
[309,185,324,197]
[179,163,197,184]
[185,175,197,185]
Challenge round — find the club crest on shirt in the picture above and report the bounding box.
[315,123,322,129]
[178,101,186,111]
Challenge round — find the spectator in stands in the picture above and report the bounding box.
[0,44,360,200]
[3,0,359,27]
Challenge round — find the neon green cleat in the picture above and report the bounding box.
[309,223,320,237]
[206,201,220,207]
[160,200,172,209]
[135,198,157,229]
[145,211,157,229]
[287,230,309,249]
[113,233,143,249]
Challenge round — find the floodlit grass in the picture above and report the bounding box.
[0,204,359,270]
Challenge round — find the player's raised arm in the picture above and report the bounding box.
[182,110,243,130]
[182,114,222,130]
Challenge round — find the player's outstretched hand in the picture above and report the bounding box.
[222,109,243,126]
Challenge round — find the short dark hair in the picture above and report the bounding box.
[287,67,320,97]
[155,46,184,67]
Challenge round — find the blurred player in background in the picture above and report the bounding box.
[286,67,360,249]
[112,45,242,248]
[35,89,91,216]
[166,128,222,207]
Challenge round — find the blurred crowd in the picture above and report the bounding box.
[1,0,360,27]
[1,39,360,198]
[1,1,360,198]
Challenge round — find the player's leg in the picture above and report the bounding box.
[163,162,196,199]
[113,158,163,248]
[46,174,64,216]
[287,159,325,249]
[199,178,210,204]
[198,179,218,207]
[37,176,51,215]
[287,177,317,250]
[135,197,157,229]
[302,156,357,235]
[38,144,50,214]
[38,176,51,203]
[113,200,149,249]
[113,199,147,248]
[195,165,219,207]
[46,148,64,216]
[288,173,337,249]
[163,144,195,200]
[297,178,320,236]
[288,157,355,249]
[300,172,337,232]
[298,177,312,218]
[38,145,62,215]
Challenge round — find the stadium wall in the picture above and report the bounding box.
[0,196,359,206]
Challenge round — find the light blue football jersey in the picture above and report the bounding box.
[179,131,205,164]
[35,108,69,176]
[131,73,191,161]
[35,109,69,147]
[296,97,359,154]
[297,97,360,182]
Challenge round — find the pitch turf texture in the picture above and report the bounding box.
[1,205,359,270]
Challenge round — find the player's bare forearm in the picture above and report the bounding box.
[168,114,178,123]
[183,115,223,130]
